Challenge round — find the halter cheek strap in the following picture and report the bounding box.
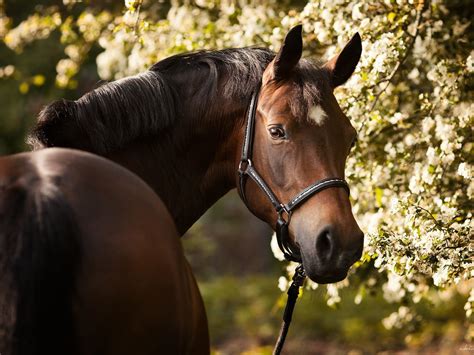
[237,84,350,263]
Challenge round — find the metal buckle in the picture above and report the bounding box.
[238,159,252,174]
[293,264,306,285]
[277,204,292,224]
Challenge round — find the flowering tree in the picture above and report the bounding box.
[1,0,472,340]
[271,1,472,336]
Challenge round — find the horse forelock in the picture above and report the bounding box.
[292,59,329,121]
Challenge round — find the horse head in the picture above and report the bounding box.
[238,25,364,283]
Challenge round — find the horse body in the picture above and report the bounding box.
[0,149,208,355]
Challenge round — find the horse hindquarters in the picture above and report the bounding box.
[43,150,210,354]
[0,149,210,355]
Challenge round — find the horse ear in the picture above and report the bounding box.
[324,33,362,88]
[273,25,303,80]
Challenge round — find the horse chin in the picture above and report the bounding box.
[300,254,348,284]
[306,270,348,284]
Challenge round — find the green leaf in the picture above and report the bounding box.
[375,187,383,207]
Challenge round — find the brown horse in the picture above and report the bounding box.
[31,25,363,280]
[1,25,364,353]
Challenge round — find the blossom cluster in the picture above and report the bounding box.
[276,0,472,334]
[286,0,473,335]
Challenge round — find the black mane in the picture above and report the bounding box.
[151,48,275,100]
[29,47,324,154]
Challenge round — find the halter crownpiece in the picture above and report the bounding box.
[237,84,350,263]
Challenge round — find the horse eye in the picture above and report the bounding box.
[268,126,286,139]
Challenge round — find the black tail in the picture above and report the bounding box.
[0,174,81,355]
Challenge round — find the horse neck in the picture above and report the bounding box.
[107,109,244,235]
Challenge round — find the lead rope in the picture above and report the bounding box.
[273,264,306,355]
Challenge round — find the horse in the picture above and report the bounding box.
[0,148,208,355]
[1,24,364,353]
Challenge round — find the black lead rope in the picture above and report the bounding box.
[273,264,306,355]
[237,85,350,354]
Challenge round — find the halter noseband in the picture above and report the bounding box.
[237,84,350,263]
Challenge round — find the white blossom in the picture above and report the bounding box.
[457,163,472,180]
[270,233,286,262]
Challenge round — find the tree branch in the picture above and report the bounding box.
[369,1,428,112]
[368,112,424,140]
[133,0,143,38]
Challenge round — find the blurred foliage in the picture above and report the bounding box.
[184,191,277,279]
[0,0,472,352]
[0,0,107,153]
[201,275,469,353]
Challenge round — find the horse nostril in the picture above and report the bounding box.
[315,227,334,262]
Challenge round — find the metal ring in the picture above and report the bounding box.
[238,159,253,174]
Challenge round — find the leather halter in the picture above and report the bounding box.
[238,84,350,263]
